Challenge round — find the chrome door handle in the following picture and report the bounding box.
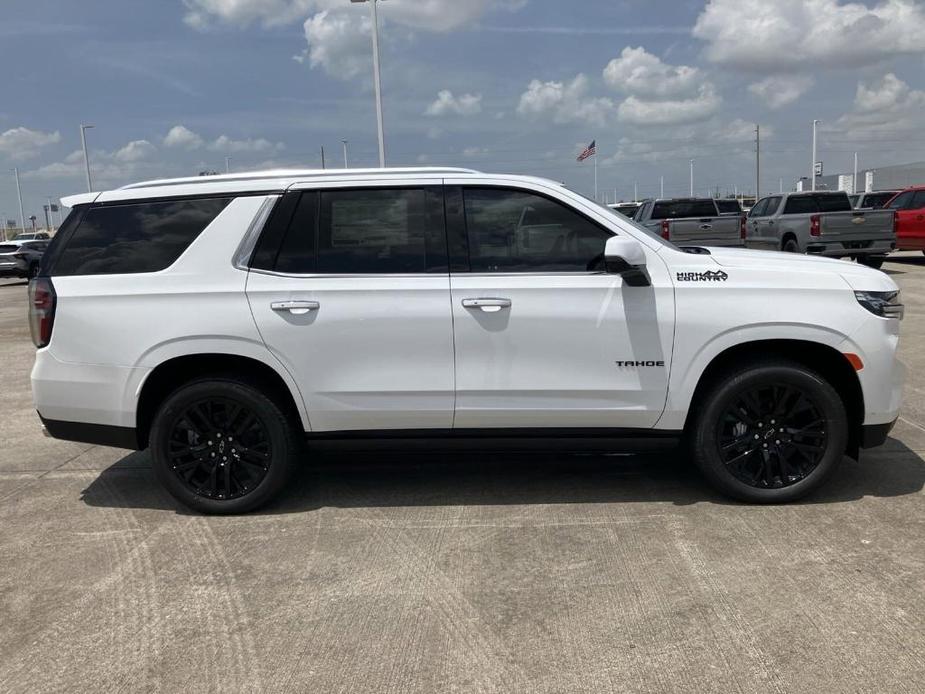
[462,298,511,313]
[271,300,319,315]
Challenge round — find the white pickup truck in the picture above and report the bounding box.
[31,168,904,513]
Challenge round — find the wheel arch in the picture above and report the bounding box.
[135,353,308,449]
[780,231,798,251]
[683,339,864,457]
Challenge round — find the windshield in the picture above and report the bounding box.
[570,190,677,249]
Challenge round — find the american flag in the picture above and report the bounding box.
[576,140,596,162]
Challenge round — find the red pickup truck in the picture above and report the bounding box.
[886,186,925,251]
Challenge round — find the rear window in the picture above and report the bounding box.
[782,194,851,215]
[817,194,852,212]
[650,199,718,219]
[52,197,231,276]
[715,199,741,214]
[863,192,897,209]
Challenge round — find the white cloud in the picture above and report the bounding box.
[296,10,371,79]
[425,90,482,116]
[0,127,61,161]
[185,0,527,32]
[834,73,925,134]
[517,74,615,127]
[617,85,721,126]
[114,140,156,162]
[208,134,283,154]
[163,125,204,149]
[462,146,489,158]
[693,0,925,71]
[603,47,701,99]
[748,75,814,109]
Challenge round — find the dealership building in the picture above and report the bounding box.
[812,160,925,194]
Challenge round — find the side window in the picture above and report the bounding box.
[887,191,915,210]
[51,197,231,276]
[463,187,611,273]
[912,191,925,209]
[748,198,768,218]
[783,196,818,215]
[273,187,447,275]
[763,196,782,216]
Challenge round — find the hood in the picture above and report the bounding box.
[704,246,897,292]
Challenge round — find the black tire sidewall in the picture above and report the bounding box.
[858,257,885,269]
[783,239,799,253]
[691,363,848,503]
[150,379,299,514]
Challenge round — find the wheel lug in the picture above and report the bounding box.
[210,452,215,458]
[762,443,768,448]
[754,434,760,440]
[775,440,780,444]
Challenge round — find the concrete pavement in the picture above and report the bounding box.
[1,257,923,692]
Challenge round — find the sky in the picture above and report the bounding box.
[3,0,925,225]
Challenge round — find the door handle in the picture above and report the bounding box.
[271,300,320,315]
[462,298,511,313]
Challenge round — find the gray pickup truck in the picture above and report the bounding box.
[633,198,744,247]
[745,191,895,268]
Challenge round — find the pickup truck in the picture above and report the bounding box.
[849,191,899,210]
[633,198,745,247]
[884,186,925,252]
[745,191,895,268]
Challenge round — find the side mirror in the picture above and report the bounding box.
[604,236,650,287]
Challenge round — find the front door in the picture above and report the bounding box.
[446,183,674,430]
[246,185,455,432]
[890,190,925,251]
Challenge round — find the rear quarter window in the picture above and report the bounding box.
[51,197,231,276]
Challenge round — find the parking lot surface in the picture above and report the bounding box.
[1,257,924,693]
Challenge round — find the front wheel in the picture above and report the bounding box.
[150,378,301,514]
[689,360,848,503]
[858,256,885,269]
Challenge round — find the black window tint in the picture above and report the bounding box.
[783,196,817,215]
[764,196,782,216]
[53,198,230,276]
[748,199,768,218]
[315,188,446,274]
[863,192,897,209]
[715,199,741,214]
[464,188,611,273]
[274,192,318,274]
[911,191,925,209]
[816,194,852,212]
[650,199,718,219]
[887,191,914,209]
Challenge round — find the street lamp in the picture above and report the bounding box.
[12,168,25,235]
[689,159,694,196]
[225,156,231,174]
[80,124,95,193]
[342,139,349,168]
[811,119,820,192]
[350,0,386,167]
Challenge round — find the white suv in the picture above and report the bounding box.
[30,168,905,513]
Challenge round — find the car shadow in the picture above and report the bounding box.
[80,437,925,515]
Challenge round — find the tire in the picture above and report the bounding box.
[782,238,799,253]
[858,256,885,269]
[689,359,848,503]
[27,263,39,279]
[149,378,302,514]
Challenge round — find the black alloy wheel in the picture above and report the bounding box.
[716,384,827,489]
[690,360,848,503]
[150,378,300,514]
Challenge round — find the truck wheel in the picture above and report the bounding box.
[782,238,799,253]
[858,256,885,269]
[149,378,301,514]
[689,360,848,503]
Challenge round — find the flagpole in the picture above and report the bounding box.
[593,142,598,201]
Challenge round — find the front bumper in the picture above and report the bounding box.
[861,419,896,449]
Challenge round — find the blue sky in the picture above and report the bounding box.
[3,0,925,225]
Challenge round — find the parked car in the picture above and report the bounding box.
[32,168,903,513]
[849,191,899,210]
[633,198,745,246]
[884,186,925,252]
[607,202,641,218]
[745,191,895,268]
[11,231,50,241]
[0,240,48,278]
[714,198,744,215]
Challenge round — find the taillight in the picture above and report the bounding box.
[28,277,56,348]
[739,215,747,240]
[660,219,670,240]
[809,214,821,237]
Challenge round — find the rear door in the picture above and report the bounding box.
[246,183,455,432]
[446,181,674,430]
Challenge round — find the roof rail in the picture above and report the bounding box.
[119,167,481,191]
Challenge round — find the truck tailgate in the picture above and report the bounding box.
[669,216,742,246]
[820,210,894,242]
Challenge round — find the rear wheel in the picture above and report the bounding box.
[782,238,799,253]
[858,256,885,269]
[690,360,848,503]
[150,378,301,514]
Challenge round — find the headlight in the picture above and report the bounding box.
[855,290,904,320]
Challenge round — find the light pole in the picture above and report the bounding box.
[689,159,694,196]
[79,124,95,193]
[853,151,858,194]
[659,176,664,198]
[225,156,231,174]
[811,119,820,192]
[351,0,386,167]
[13,168,25,235]
[342,139,349,168]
